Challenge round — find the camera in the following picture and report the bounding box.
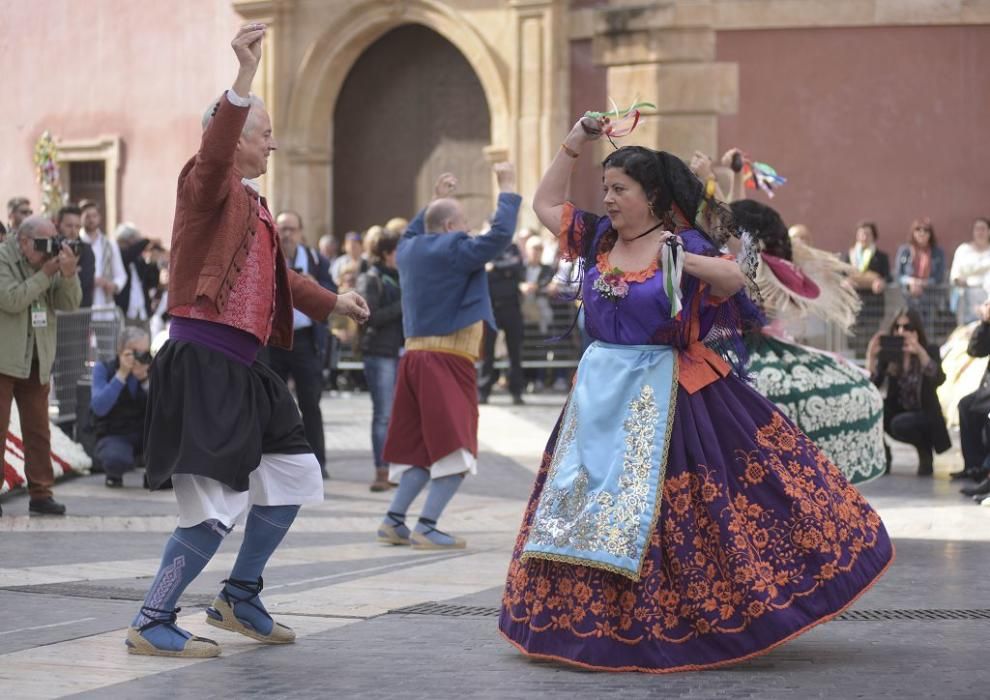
[133,351,153,365]
[33,236,80,257]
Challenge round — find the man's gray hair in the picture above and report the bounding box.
[114,222,141,244]
[117,326,150,352]
[202,94,267,132]
[16,215,49,240]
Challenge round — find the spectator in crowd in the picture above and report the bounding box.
[56,204,96,307]
[357,226,403,492]
[328,260,364,391]
[867,307,950,476]
[267,210,335,479]
[787,224,812,246]
[948,217,990,325]
[91,327,151,488]
[520,235,555,334]
[318,233,338,263]
[895,218,946,335]
[79,200,127,311]
[384,217,408,235]
[842,221,891,356]
[0,221,6,241]
[953,300,990,491]
[0,215,81,516]
[479,230,525,405]
[114,223,161,324]
[331,230,368,285]
[6,196,32,236]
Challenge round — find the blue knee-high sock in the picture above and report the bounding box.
[415,474,464,545]
[131,520,229,650]
[220,504,299,635]
[382,467,430,537]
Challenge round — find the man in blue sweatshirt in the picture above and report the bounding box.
[378,162,520,550]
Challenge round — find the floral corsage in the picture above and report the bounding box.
[593,268,630,301]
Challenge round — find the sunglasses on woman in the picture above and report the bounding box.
[894,322,915,331]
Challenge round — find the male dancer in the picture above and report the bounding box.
[378,164,520,549]
[127,25,368,658]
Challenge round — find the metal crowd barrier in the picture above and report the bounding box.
[333,298,584,373]
[49,306,125,424]
[816,283,955,359]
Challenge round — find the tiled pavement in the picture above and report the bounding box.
[1,390,989,699]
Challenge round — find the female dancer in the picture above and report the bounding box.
[499,117,893,672]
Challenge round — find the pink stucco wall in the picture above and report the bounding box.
[717,24,990,258]
[0,0,242,241]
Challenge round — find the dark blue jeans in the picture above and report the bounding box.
[95,432,143,477]
[363,355,398,468]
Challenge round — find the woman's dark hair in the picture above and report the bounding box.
[729,199,792,261]
[601,146,735,244]
[856,220,878,241]
[887,306,930,349]
[909,218,937,249]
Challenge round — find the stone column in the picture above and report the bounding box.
[592,1,737,162]
[509,0,569,226]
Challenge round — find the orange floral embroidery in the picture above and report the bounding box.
[502,408,888,646]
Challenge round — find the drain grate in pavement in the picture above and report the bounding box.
[389,602,501,618]
[388,603,990,622]
[0,582,214,607]
[837,608,990,621]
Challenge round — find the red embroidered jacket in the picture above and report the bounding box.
[166,91,336,349]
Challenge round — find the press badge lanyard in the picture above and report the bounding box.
[32,300,47,328]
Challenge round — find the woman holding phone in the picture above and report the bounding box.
[867,307,950,475]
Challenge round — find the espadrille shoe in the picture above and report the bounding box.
[125,607,220,658]
[410,528,466,551]
[205,577,295,644]
[377,511,411,545]
[377,522,411,545]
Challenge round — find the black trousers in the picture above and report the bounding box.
[480,300,525,399]
[265,327,326,469]
[884,410,934,459]
[958,389,990,471]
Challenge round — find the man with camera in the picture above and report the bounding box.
[90,327,152,488]
[0,215,81,516]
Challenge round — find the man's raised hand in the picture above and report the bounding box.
[434,173,457,199]
[232,24,266,70]
[494,162,516,193]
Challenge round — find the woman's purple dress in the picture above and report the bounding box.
[498,205,894,672]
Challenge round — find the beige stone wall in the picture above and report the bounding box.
[235,0,571,236]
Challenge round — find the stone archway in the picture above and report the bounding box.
[281,0,510,239]
[332,24,492,235]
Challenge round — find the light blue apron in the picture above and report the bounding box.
[522,341,678,581]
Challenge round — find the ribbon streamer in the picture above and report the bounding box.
[743,160,787,198]
[662,240,684,318]
[584,99,656,140]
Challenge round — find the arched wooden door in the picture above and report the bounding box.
[333,24,493,237]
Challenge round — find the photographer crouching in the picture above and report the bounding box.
[91,327,152,488]
[867,307,951,476]
[0,215,81,516]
